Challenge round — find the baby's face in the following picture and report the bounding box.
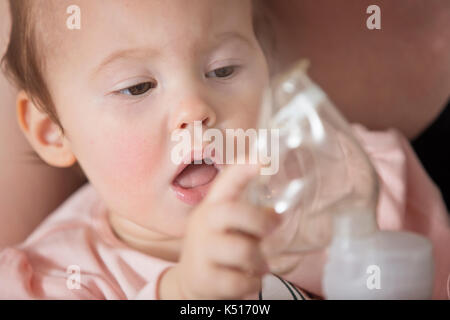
[44,0,269,238]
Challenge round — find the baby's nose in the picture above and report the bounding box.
[169,95,217,131]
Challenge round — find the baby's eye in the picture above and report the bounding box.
[119,82,156,96]
[206,66,236,79]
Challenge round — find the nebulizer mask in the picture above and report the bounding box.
[246,60,434,299]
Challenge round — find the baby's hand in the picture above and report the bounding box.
[160,164,281,299]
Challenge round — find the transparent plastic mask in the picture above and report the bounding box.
[246,60,379,274]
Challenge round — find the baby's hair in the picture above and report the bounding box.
[252,0,277,76]
[1,0,63,131]
[1,0,276,134]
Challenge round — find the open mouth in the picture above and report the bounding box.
[171,155,220,206]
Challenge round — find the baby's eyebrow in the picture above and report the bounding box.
[91,47,157,78]
[212,31,254,50]
[214,31,252,44]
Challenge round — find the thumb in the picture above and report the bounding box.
[205,163,261,203]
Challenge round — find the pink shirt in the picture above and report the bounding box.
[0,125,449,299]
[0,182,175,299]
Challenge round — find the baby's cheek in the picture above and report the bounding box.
[84,130,165,200]
[109,134,162,186]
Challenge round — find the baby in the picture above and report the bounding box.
[1,0,449,300]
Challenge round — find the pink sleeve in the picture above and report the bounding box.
[353,125,450,299]
[0,247,171,300]
[0,248,94,299]
[135,267,172,300]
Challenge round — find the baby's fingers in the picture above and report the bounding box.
[208,202,281,239]
[207,233,268,276]
[212,267,262,299]
[206,163,260,203]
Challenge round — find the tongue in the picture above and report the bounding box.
[174,163,218,189]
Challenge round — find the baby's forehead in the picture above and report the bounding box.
[36,0,253,31]
[32,0,74,51]
[36,0,254,60]
[36,0,252,77]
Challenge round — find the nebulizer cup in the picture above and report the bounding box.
[246,60,434,299]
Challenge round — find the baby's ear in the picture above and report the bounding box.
[16,90,76,168]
